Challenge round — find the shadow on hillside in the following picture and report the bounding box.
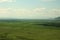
[34,22,60,27]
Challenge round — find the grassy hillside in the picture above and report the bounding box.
[0,20,60,40]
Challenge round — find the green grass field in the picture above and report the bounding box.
[0,21,60,40]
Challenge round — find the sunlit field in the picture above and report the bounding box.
[0,20,60,40]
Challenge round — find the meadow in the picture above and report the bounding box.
[0,19,60,40]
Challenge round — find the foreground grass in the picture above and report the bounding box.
[0,22,60,40]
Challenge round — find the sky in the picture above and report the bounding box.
[0,0,60,19]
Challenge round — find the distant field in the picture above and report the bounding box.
[0,20,60,40]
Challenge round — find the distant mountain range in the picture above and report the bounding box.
[54,17,60,21]
[0,17,60,21]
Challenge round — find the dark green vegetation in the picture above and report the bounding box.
[0,19,60,40]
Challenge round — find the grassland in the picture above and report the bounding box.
[0,20,60,40]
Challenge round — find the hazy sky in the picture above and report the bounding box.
[0,0,60,19]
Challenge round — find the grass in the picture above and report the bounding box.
[0,21,60,40]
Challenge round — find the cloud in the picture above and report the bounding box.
[33,8,46,13]
[47,9,60,17]
[41,0,56,2]
[0,8,60,19]
[0,0,16,3]
[0,8,15,18]
[0,8,11,13]
[14,8,60,19]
